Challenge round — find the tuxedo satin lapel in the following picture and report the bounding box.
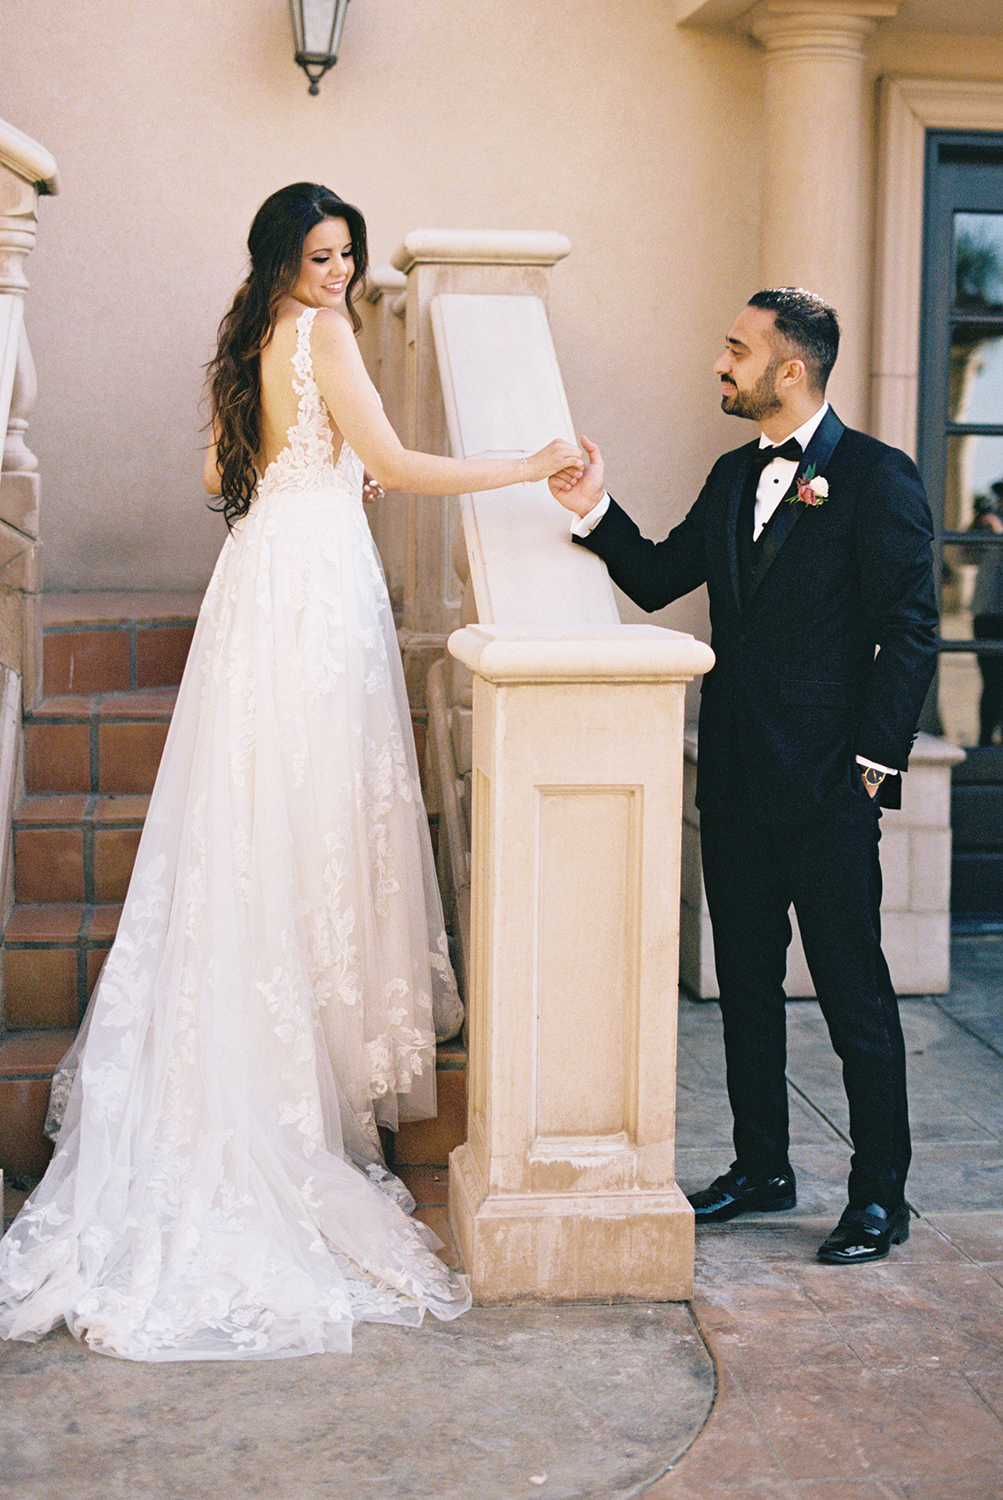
[727,447,756,610]
[802,406,845,479]
[743,408,846,606]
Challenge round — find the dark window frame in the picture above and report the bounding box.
[918,132,1003,735]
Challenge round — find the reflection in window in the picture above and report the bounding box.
[950,332,1003,422]
[945,435,1003,540]
[941,434,1003,745]
[955,213,1003,309]
[939,650,984,746]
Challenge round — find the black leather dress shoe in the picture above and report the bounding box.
[817,1202,910,1264]
[687,1166,797,1223]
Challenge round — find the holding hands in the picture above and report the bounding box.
[527,438,586,488]
[548,434,605,518]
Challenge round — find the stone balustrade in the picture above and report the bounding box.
[386,233,714,1300]
[0,120,57,712]
[0,119,57,1215]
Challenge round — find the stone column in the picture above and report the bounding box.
[749,1,898,428]
[448,624,714,1303]
[389,232,570,706]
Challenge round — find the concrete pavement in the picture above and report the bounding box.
[1,935,1001,1498]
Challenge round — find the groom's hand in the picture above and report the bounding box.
[549,434,605,518]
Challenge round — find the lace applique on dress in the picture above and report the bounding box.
[259,306,357,496]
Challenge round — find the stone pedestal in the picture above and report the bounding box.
[448,624,714,1303]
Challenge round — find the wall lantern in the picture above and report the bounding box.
[289,0,351,95]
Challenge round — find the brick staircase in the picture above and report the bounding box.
[0,594,466,1223]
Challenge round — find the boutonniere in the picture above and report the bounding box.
[789,463,829,508]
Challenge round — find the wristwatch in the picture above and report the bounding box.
[862,766,886,789]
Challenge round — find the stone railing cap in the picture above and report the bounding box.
[0,120,58,195]
[365,264,407,302]
[392,230,571,274]
[448,624,715,683]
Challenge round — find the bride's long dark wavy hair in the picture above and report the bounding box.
[206,182,369,527]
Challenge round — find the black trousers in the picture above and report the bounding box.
[699,773,910,1211]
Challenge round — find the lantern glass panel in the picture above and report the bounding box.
[299,0,340,59]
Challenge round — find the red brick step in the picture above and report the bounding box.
[1,592,464,1209]
[25,690,176,795]
[13,793,148,904]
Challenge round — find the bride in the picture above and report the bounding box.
[0,182,582,1360]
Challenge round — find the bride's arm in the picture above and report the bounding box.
[309,310,582,494]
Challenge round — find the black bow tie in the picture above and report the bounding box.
[751,437,802,473]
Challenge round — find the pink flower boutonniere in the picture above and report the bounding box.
[790,462,829,508]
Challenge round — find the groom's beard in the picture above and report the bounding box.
[720,357,783,422]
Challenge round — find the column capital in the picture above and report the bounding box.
[749,0,898,53]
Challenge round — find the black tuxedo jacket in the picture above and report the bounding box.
[575,408,938,823]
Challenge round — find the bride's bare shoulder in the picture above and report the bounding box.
[309,306,357,352]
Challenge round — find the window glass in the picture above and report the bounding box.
[950,332,1003,422]
[941,433,1003,746]
[945,434,1003,533]
[954,212,1003,309]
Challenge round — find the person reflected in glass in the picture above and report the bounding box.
[968,481,1003,746]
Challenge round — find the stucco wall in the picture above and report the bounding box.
[0,0,758,646]
[8,2,1002,631]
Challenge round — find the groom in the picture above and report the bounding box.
[551,288,937,1264]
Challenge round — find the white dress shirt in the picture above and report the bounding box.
[752,403,827,539]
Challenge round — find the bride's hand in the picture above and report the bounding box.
[526,439,584,485]
[362,470,384,504]
[548,434,605,517]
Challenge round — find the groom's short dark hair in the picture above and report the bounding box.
[748,287,840,394]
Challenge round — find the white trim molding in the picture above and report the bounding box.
[873,76,1003,457]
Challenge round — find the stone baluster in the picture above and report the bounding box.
[0,322,42,708]
[0,122,58,709]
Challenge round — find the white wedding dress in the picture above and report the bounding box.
[0,307,470,1359]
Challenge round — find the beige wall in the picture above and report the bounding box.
[0,0,757,640]
[4,1,1003,634]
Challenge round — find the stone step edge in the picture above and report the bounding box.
[0,1027,78,1078]
[26,695,427,725]
[14,793,151,828]
[42,592,204,631]
[26,690,179,723]
[4,902,123,944]
[0,1028,465,1081]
